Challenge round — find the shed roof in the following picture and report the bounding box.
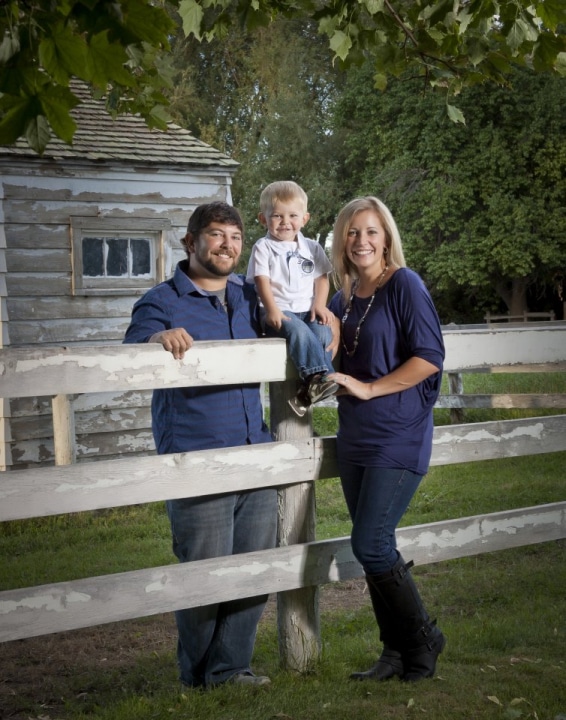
[1,82,238,170]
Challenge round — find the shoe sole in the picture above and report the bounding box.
[287,397,308,417]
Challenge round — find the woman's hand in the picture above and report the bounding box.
[329,358,441,401]
[327,372,373,401]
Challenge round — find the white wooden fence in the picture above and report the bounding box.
[0,325,565,672]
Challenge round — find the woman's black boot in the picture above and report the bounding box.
[365,557,445,682]
[349,575,404,681]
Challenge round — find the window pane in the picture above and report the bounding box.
[82,238,104,277]
[131,238,151,276]
[107,238,128,276]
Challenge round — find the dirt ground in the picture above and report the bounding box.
[0,579,370,720]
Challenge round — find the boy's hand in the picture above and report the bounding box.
[265,308,289,331]
[310,306,335,326]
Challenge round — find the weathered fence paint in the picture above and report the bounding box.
[1,325,565,672]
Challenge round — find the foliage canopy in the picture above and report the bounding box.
[332,63,566,320]
[1,0,565,153]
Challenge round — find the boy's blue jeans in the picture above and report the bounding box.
[263,310,334,379]
[338,462,424,575]
[166,487,278,688]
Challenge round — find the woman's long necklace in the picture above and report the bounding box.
[341,263,390,357]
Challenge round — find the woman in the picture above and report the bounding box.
[328,196,446,683]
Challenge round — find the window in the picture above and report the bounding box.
[71,217,170,295]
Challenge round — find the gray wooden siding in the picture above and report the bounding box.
[0,159,237,468]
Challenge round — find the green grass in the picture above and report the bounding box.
[7,545,564,720]
[1,372,565,719]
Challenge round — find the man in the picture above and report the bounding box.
[124,202,277,688]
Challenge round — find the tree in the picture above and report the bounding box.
[168,17,346,257]
[2,0,565,153]
[0,0,179,153]
[332,62,566,322]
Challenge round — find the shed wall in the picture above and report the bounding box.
[0,159,235,468]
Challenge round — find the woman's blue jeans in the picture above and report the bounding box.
[263,310,333,379]
[338,462,424,575]
[166,487,277,687]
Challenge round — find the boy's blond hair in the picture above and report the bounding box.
[259,181,308,215]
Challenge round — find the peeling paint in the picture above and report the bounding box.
[0,590,90,615]
[481,511,560,536]
[211,444,304,474]
[145,575,170,593]
[55,476,125,493]
[397,509,564,552]
[211,562,271,577]
[434,421,545,445]
[272,556,305,573]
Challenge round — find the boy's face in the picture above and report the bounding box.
[259,199,310,243]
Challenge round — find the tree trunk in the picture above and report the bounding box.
[495,277,529,316]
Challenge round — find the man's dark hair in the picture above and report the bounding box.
[187,201,244,236]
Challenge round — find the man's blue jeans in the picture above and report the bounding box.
[338,462,424,575]
[263,310,333,379]
[166,487,278,687]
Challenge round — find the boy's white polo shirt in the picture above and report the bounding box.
[246,231,332,313]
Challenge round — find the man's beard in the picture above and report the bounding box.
[196,253,238,277]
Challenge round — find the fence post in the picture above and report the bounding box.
[270,377,320,672]
[448,372,464,424]
[52,394,76,466]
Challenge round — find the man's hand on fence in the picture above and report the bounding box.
[149,328,194,360]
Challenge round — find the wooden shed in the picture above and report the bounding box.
[0,84,239,470]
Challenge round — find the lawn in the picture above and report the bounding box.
[0,373,565,719]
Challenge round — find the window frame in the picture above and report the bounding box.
[70,217,170,296]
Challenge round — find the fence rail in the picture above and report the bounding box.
[1,325,565,671]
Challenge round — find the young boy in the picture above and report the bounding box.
[246,181,338,416]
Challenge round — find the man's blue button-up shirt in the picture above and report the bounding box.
[124,260,273,454]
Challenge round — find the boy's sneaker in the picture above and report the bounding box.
[307,374,339,404]
[287,394,309,417]
[287,384,311,417]
[287,374,338,417]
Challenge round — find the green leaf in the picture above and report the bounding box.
[467,39,488,66]
[0,95,35,146]
[329,30,352,62]
[373,71,387,90]
[25,113,52,155]
[122,1,175,47]
[506,20,526,53]
[536,0,566,32]
[532,32,563,72]
[87,31,133,86]
[44,21,89,80]
[456,9,474,36]
[485,51,513,75]
[363,0,384,14]
[374,43,407,78]
[179,0,204,40]
[147,103,170,129]
[0,28,20,64]
[555,52,566,76]
[38,85,79,143]
[446,103,465,124]
[426,0,455,28]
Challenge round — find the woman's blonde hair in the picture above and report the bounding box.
[332,196,406,299]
